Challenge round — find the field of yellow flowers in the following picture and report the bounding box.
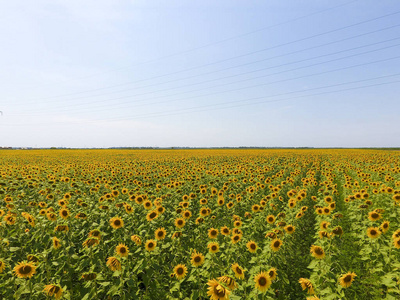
[0,149,399,299]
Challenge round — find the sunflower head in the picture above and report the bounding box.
[116,243,129,257]
[191,250,205,267]
[110,217,124,229]
[231,263,245,279]
[367,227,381,239]
[254,271,272,293]
[106,256,121,271]
[268,267,277,281]
[173,264,188,280]
[145,239,157,252]
[246,240,258,253]
[43,284,63,299]
[208,242,220,254]
[218,275,237,290]
[155,228,167,240]
[310,245,325,259]
[299,278,315,294]
[207,279,230,300]
[13,261,36,278]
[270,238,283,252]
[339,272,356,288]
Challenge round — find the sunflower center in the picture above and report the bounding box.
[213,285,226,297]
[315,248,323,255]
[20,265,32,274]
[258,277,267,286]
[236,267,242,274]
[250,244,256,250]
[211,246,217,251]
[194,256,201,263]
[344,275,352,282]
[371,229,377,235]
[158,231,164,237]
[177,268,184,275]
[114,220,121,226]
[150,213,156,218]
[274,241,280,247]
[120,247,126,253]
[148,242,154,248]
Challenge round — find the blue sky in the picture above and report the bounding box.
[0,0,399,148]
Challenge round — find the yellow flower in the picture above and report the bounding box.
[310,245,325,259]
[231,263,245,279]
[246,240,258,253]
[43,284,63,299]
[207,279,230,300]
[116,244,129,257]
[270,238,283,252]
[106,256,121,271]
[173,264,188,280]
[145,239,157,252]
[366,227,381,239]
[254,271,271,293]
[208,242,220,254]
[109,217,124,229]
[191,251,205,267]
[299,278,315,294]
[155,228,167,240]
[339,272,356,288]
[13,261,36,278]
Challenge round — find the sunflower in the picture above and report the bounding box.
[208,228,219,239]
[271,239,283,252]
[156,206,165,214]
[173,264,188,280]
[155,228,167,240]
[393,238,400,249]
[43,284,63,299]
[218,275,237,290]
[143,200,153,210]
[380,221,390,233]
[172,231,182,239]
[13,261,36,278]
[246,241,258,253]
[195,217,204,225]
[131,235,142,245]
[5,215,16,225]
[231,263,245,279]
[310,245,325,259]
[110,217,124,229]
[299,278,315,294]
[54,225,69,232]
[254,271,271,293]
[339,272,356,288]
[146,210,158,222]
[220,226,230,236]
[392,229,400,240]
[368,211,381,222]
[81,272,97,281]
[174,218,185,229]
[106,256,121,271]
[284,225,295,234]
[268,267,277,281]
[266,215,275,224]
[52,237,61,249]
[0,259,5,273]
[208,242,220,254]
[59,208,69,219]
[366,227,381,239]
[124,204,134,214]
[88,229,101,239]
[191,250,205,267]
[82,237,99,248]
[116,243,129,257]
[233,220,242,228]
[320,221,330,230]
[332,226,343,237]
[207,279,230,300]
[231,234,242,244]
[145,239,157,252]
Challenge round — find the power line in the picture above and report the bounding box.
[14,25,400,106]
[14,45,400,115]
[7,0,360,91]
[3,73,399,126]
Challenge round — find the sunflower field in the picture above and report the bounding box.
[0,149,400,300]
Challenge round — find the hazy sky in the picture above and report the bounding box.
[0,0,399,148]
